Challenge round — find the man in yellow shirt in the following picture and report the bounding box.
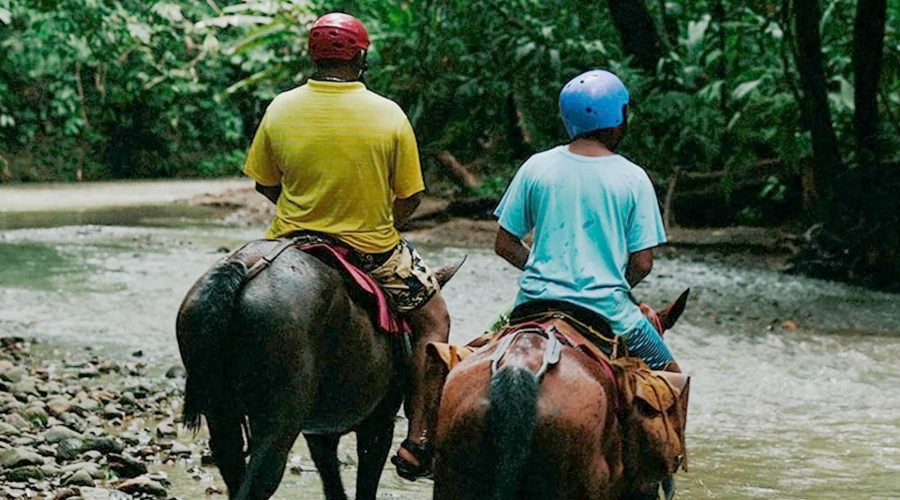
[242,13,448,480]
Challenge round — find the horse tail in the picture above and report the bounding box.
[488,365,539,500]
[178,260,248,432]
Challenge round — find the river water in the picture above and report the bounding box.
[0,203,898,499]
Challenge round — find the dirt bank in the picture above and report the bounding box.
[190,186,796,268]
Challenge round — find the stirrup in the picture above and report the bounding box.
[391,438,433,481]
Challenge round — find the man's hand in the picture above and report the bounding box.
[494,227,530,271]
[626,248,654,287]
[393,192,423,228]
[255,183,282,204]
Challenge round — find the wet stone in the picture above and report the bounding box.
[164,366,185,379]
[102,404,124,420]
[74,399,100,414]
[83,436,125,454]
[22,406,49,427]
[0,421,20,436]
[155,423,176,439]
[5,413,32,430]
[47,397,73,417]
[52,487,79,500]
[44,425,83,444]
[169,441,192,457]
[0,447,44,468]
[78,487,131,500]
[5,465,45,481]
[63,469,95,487]
[57,438,85,461]
[117,475,168,497]
[108,453,147,478]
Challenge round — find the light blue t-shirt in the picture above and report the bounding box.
[494,145,667,333]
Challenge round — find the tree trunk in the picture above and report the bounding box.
[791,0,843,204]
[605,0,662,71]
[853,0,886,166]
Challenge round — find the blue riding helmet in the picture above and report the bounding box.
[559,70,630,139]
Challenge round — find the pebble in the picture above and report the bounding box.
[0,338,178,498]
[63,469,95,487]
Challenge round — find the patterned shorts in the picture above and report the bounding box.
[354,239,440,313]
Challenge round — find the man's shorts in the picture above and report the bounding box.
[353,239,440,313]
[621,316,674,370]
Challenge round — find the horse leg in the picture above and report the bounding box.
[354,413,395,500]
[304,433,348,500]
[205,408,246,495]
[233,415,302,500]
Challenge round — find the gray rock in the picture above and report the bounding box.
[22,406,49,427]
[0,365,25,383]
[168,441,192,457]
[46,397,73,417]
[63,469,95,487]
[116,475,168,497]
[107,453,147,479]
[118,392,137,407]
[5,465,45,481]
[155,423,176,439]
[9,378,38,397]
[77,487,131,500]
[83,436,124,454]
[0,447,44,469]
[39,463,62,477]
[81,450,102,461]
[102,404,123,420]
[52,487,79,500]
[61,461,103,479]
[0,421,20,436]
[57,438,85,461]
[73,399,100,414]
[5,413,31,430]
[44,425,82,444]
[164,366,185,379]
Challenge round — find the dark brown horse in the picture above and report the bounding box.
[433,290,690,500]
[176,239,461,500]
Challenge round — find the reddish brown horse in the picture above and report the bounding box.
[176,239,462,500]
[433,290,690,500]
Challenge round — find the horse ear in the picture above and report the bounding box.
[435,255,467,288]
[659,288,690,331]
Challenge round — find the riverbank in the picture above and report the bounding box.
[189,185,798,269]
[0,337,188,499]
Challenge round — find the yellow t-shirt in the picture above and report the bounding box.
[243,80,425,253]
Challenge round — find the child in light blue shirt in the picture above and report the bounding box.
[494,70,677,371]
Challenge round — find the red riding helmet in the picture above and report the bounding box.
[308,13,370,62]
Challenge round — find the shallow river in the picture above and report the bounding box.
[0,204,898,499]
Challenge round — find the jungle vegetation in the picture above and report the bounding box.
[0,0,896,287]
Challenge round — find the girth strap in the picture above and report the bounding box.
[489,327,563,381]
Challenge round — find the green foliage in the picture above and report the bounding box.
[0,0,897,233]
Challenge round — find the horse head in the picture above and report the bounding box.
[615,289,692,491]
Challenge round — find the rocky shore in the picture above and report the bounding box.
[0,337,211,499]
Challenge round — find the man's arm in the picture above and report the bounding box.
[494,227,530,271]
[625,248,654,287]
[255,183,282,205]
[393,191,423,228]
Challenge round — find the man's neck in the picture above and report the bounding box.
[314,68,360,82]
[567,139,615,157]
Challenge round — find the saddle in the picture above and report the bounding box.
[428,300,690,474]
[225,234,411,335]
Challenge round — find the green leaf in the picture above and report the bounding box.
[127,22,152,44]
[195,15,274,30]
[0,8,11,25]
[732,79,762,100]
[685,15,710,50]
[151,3,183,23]
[515,41,537,62]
